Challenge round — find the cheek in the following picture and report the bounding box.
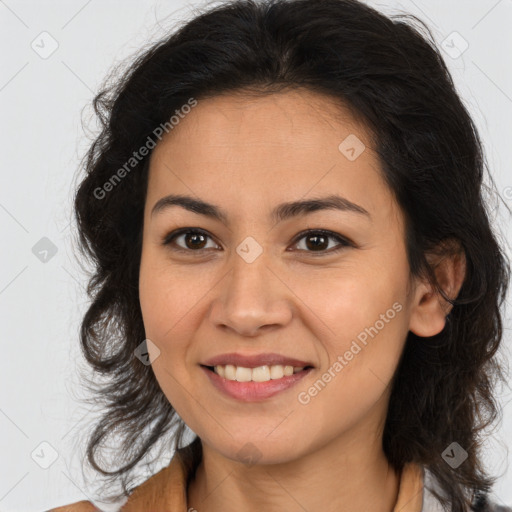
[139,249,202,341]
[138,257,199,415]
[293,267,408,394]
[293,264,405,339]
[138,251,215,404]
[292,286,406,442]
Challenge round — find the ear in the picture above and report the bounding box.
[408,239,467,337]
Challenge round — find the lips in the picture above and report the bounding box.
[201,352,314,369]
[201,364,313,401]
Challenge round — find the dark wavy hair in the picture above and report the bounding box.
[72,0,511,510]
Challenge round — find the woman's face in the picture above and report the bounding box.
[139,89,431,464]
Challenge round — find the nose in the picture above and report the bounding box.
[208,248,293,337]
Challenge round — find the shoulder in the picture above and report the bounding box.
[47,501,98,511]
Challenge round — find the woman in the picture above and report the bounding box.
[49,0,511,510]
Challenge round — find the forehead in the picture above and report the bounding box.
[152,88,366,156]
[146,88,397,224]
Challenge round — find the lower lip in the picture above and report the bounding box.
[201,365,313,402]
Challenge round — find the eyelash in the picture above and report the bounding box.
[161,228,353,256]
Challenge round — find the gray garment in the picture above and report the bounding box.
[422,467,447,511]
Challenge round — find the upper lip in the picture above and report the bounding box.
[202,352,314,369]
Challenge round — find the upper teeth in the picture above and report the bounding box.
[214,364,305,382]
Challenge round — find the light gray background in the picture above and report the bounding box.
[1,0,511,510]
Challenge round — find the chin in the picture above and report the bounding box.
[205,432,303,466]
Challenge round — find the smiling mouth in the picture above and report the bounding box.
[201,364,314,382]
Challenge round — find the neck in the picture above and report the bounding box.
[187,431,400,512]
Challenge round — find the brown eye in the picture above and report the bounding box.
[183,232,207,249]
[304,233,329,251]
[162,228,352,256]
[292,230,351,254]
[163,228,220,252]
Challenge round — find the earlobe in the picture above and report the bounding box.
[408,240,467,338]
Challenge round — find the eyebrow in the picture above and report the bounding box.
[150,193,371,224]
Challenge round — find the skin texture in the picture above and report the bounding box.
[138,88,466,512]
